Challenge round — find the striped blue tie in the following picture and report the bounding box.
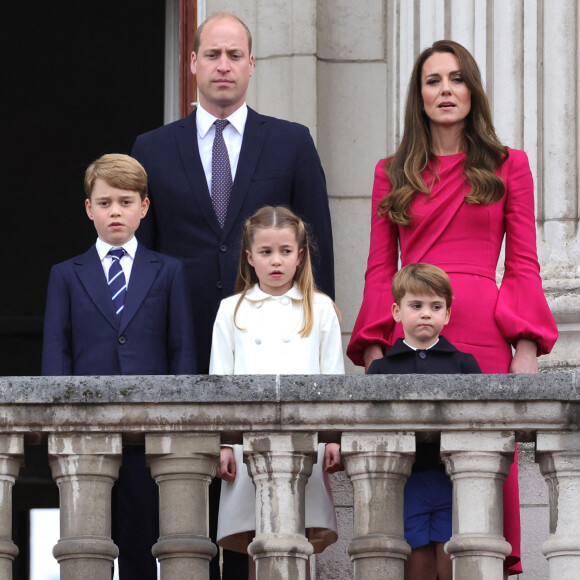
[108,248,127,316]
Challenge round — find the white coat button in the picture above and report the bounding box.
[255,302,263,309]
[280,297,290,306]
[282,338,290,343]
[255,338,262,345]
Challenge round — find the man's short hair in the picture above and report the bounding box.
[84,154,148,200]
[392,263,453,308]
[193,12,252,54]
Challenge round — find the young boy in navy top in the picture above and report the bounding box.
[367,263,480,580]
[42,154,196,580]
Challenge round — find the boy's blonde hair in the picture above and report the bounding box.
[84,154,148,200]
[235,206,317,337]
[392,263,454,308]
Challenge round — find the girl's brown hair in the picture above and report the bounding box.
[378,40,508,225]
[234,206,316,337]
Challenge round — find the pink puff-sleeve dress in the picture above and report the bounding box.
[347,149,558,574]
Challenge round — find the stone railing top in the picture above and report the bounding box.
[1,372,578,404]
[0,374,577,445]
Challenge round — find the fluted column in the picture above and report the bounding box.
[245,432,317,580]
[441,431,514,579]
[536,431,580,580]
[48,433,121,580]
[0,435,23,580]
[146,433,219,580]
[341,432,414,580]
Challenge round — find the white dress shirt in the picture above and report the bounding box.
[195,102,248,194]
[95,235,138,287]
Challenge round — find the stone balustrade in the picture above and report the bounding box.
[0,373,578,580]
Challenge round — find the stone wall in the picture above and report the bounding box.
[202,2,580,577]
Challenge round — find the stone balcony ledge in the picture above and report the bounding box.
[0,373,577,443]
[0,374,577,579]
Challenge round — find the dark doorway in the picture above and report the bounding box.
[2,3,166,578]
[1,0,166,377]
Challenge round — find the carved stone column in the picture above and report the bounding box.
[0,435,23,580]
[245,432,317,580]
[536,431,580,580]
[146,433,219,580]
[341,432,414,580]
[441,431,514,579]
[48,433,121,580]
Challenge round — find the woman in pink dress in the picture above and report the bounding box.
[347,40,558,576]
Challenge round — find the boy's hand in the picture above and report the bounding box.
[217,446,236,481]
[324,443,344,473]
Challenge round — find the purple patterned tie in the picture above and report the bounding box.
[211,119,233,228]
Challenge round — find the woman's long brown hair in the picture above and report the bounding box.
[378,40,508,225]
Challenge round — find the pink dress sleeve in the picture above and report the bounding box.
[495,149,558,355]
[346,160,399,366]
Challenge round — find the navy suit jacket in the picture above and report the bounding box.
[41,243,196,376]
[132,107,334,371]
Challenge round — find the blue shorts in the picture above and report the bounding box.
[404,470,452,549]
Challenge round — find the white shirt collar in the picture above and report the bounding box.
[196,102,248,139]
[95,235,138,261]
[403,337,440,351]
[244,283,303,302]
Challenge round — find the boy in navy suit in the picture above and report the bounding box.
[42,154,196,580]
[367,263,481,580]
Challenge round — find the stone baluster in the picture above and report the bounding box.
[341,432,414,580]
[536,431,580,580]
[441,431,514,579]
[48,433,121,580]
[146,433,219,579]
[244,432,317,580]
[0,435,23,580]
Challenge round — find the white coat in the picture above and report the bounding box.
[209,283,344,553]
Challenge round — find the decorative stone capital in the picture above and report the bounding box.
[48,433,121,580]
[146,433,219,579]
[441,431,514,580]
[341,432,414,580]
[536,431,580,579]
[244,431,317,580]
[0,434,23,579]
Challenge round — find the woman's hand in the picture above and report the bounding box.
[363,343,384,372]
[509,339,538,374]
[217,446,237,481]
[324,443,344,473]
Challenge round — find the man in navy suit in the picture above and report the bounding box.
[132,12,335,375]
[132,12,335,579]
[42,154,196,580]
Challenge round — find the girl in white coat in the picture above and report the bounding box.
[210,206,344,576]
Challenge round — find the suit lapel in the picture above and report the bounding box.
[120,245,160,333]
[222,108,268,239]
[75,246,119,331]
[175,110,223,237]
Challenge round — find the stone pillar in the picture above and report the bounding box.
[536,431,580,580]
[0,435,23,580]
[244,432,317,580]
[441,431,514,579]
[146,433,219,580]
[48,433,121,580]
[341,432,414,580]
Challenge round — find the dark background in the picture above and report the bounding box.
[2,4,167,577]
[1,1,167,376]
